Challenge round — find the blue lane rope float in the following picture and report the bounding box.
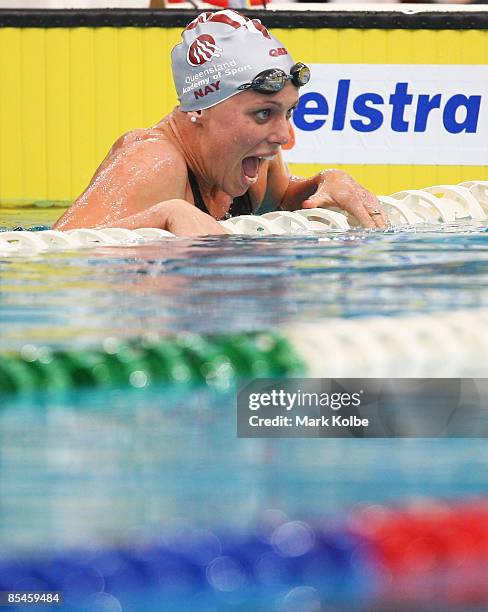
[0,524,379,608]
[1,502,487,609]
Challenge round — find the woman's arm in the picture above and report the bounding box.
[54,137,190,230]
[94,199,228,237]
[263,151,389,229]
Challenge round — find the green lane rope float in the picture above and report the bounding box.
[0,200,70,209]
[0,332,305,396]
[1,308,488,397]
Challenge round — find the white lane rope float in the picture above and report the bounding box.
[1,181,487,256]
[285,308,488,378]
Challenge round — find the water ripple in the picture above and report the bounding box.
[1,225,487,350]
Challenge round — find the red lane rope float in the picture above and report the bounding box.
[349,500,488,605]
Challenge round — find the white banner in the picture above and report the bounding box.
[286,64,488,166]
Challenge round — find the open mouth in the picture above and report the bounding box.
[241,155,275,185]
[242,157,260,183]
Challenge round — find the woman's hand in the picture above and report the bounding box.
[301,170,389,229]
[93,199,229,237]
[162,200,229,236]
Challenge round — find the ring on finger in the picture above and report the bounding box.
[370,210,382,215]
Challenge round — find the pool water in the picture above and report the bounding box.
[2,385,487,551]
[1,209,488,610]
[1,214,487,351]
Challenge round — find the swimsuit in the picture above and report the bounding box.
[188,168,253,219]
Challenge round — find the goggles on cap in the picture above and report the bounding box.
[237,63,310,95]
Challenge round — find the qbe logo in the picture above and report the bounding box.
[286,64,488,166]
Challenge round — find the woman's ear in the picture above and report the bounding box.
[188,110,203,124]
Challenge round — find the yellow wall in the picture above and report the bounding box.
[0,26,486,206]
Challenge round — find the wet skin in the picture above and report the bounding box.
[54,83,388,236]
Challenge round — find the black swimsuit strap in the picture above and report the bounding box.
[187,167,253,219]
[188,168,210,215]
[230,190,253,217]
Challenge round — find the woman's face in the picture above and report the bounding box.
[199,82,299,197]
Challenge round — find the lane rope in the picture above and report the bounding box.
[1,309,487,396]
[1,181,487,256]
[0,501,486,607]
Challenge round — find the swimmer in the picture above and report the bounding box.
[54,9,389,236]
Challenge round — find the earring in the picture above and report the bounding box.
[190,116,197,123]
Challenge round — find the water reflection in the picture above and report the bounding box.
[1,226,487,350]
[1,384,486,552]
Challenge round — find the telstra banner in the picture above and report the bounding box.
[288,64,488,166]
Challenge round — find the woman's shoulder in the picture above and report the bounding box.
[105,126,188,177]
[110,126,179,155]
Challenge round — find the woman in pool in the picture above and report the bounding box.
[54,9,388,236]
